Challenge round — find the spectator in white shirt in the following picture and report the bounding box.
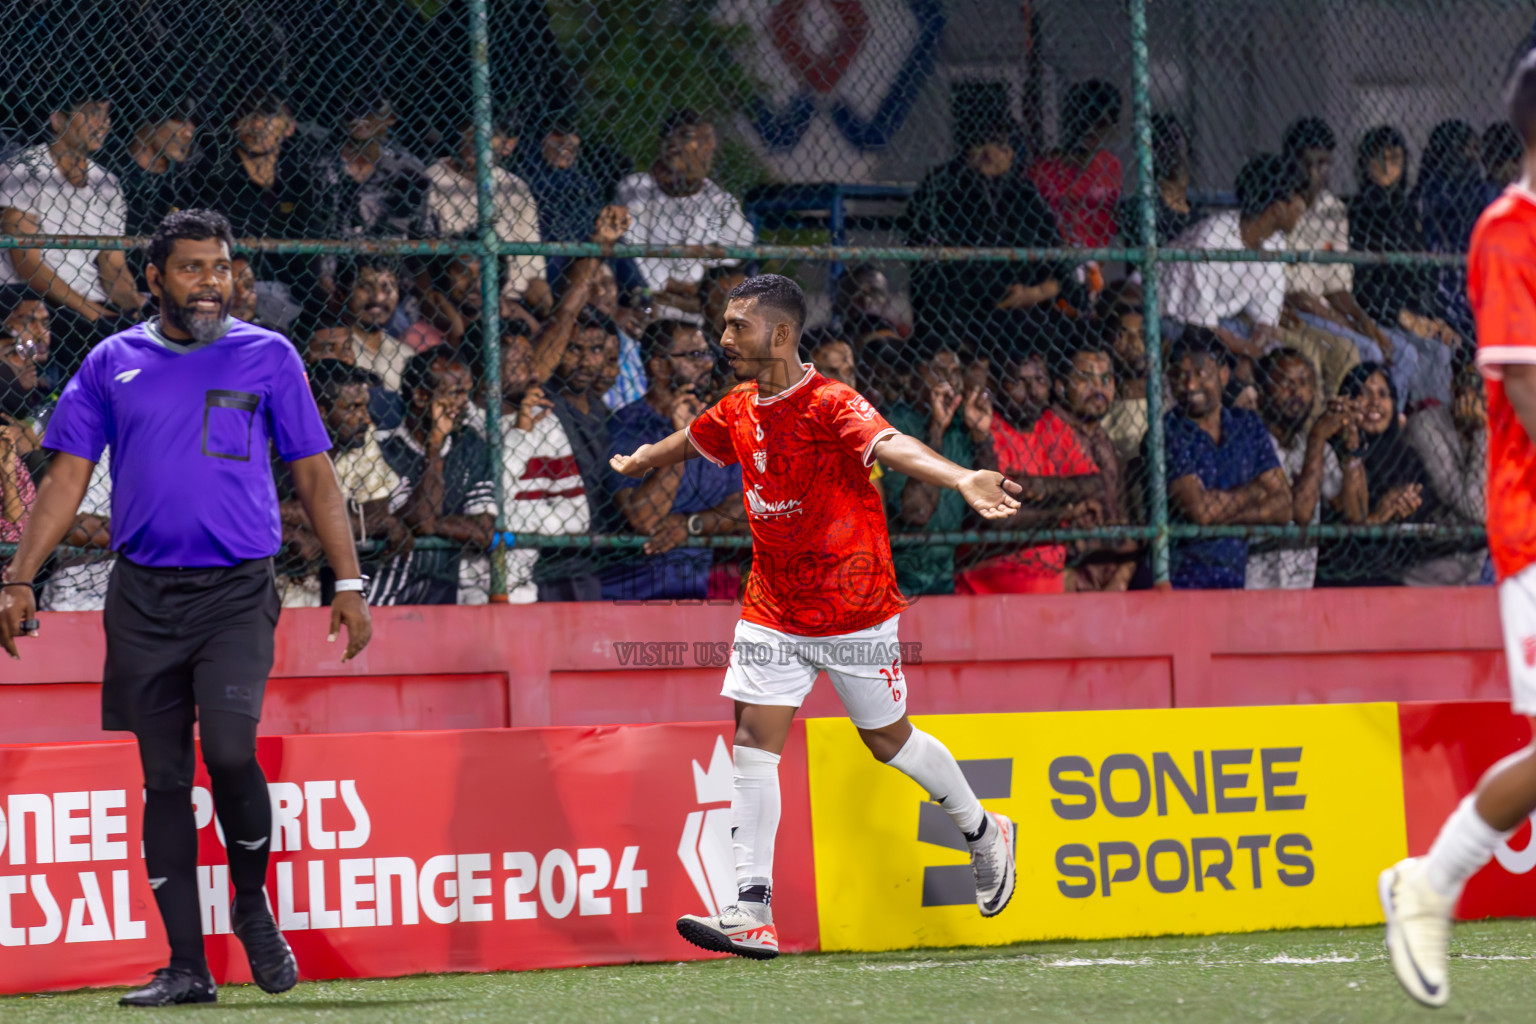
[616,109,755,321]
[1161,153,1359,401]
[424,109,551,309]
[0,90,144,378]
[1246,348,1368,589]
[1280,118,1417,407]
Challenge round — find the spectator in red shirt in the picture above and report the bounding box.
[1030,80,1124,251]
[956,348,1100,594]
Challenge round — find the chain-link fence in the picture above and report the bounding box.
[0,0,1518,607]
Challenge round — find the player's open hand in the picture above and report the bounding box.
[610,445,653,479]
[959,470,1023,520]
[328,591,373,663]
[0,584,38,660]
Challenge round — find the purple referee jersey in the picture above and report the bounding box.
[43,318,331,568]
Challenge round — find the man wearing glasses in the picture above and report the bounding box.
[602,318,744,600]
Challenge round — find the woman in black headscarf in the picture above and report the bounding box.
[1350,126,1460,407]
[1316,363,1439,586]
[1413,120,1486,338]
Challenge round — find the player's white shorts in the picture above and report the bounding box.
[1500,562,1536,715]
[720,614,908,729]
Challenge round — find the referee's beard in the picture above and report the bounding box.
[162,289,233,345]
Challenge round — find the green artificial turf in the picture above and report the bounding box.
[6,921,1536,1023]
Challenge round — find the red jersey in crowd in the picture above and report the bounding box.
[687,366,907,636]
[1472,185,1536,581]
[1029,150,1123,249]
[956,409,1097,594]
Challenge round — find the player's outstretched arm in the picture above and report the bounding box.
[873,434,1023,520]
[289,453,373,663]
[610,427,702,478]
[0,452,95,658]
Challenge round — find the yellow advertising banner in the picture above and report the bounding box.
[807,704,1406,951]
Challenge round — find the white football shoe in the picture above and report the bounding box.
[676,901,779,960]
[969,810,1017,918]
[1379,857,1455,1008]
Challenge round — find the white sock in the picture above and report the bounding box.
[1422,795,1513,898]
[731,745,781,894]
[886,727,986,837]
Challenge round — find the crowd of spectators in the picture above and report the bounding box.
[0,79,1500,605]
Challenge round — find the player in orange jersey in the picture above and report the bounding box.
[612,274,1022,959]
[1380,51,1536,1008]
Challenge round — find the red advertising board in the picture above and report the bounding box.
[0,723,817,994]
[1397,701,1536,921]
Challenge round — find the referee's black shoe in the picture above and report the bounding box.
[118,966,218,1006]
[232,904,299,994]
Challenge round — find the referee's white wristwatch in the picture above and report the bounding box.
[334,575,369,594]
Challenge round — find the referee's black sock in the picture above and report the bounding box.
[209,757,272,916]
[202,711,272,918]
[142,786,209,974]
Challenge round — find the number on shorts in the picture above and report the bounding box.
[879,658,903,703]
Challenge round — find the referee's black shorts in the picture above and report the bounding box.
[101,556,280,733]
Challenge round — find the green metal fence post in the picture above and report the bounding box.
[469,0,507,600]
[1128,0,1170,585]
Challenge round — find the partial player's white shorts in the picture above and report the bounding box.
[1500,563,1536,714]
[720,614,908,729]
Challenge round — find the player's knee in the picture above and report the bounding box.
[858,723,908,764]
[199,715,259,777]
[136,745,195,791]
[201,739,256,778]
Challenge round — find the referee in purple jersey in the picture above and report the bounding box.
[0,210,372,1007]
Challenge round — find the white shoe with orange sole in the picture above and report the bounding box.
[676,902,779,960]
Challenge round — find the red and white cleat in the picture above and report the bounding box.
[676,902,780,960]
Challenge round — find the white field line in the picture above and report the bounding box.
[842,951,1390,973]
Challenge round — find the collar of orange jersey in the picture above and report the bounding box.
[755,362,816,406]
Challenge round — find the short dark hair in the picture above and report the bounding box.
[803,326,849,354]
[459,104,522,138]
[1168,326,1227,368]
[1051,324,1113,382]
[336,254,403,293]
[1062,80,1122,151]
[51,81,109,118]
[0,285,37,327]
[1151,113,1189,183]
[1485,121,1524,174]
[1282,117,1336,157]
[640,318,694,364]
[1506,49,1536,148]
[309,360,382,408]
[233,90,290,125]
[1256,346,1313,390]
[342,90,393,124]
[424,251,476,292]
[703,262,756,288]
[661,108,711,139]
[1235,154,1308,218]
[147,209,235,271]
[574,306,618,339]
[402,345,463,400]
[728,274,806,334]
[294,320,345,354]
